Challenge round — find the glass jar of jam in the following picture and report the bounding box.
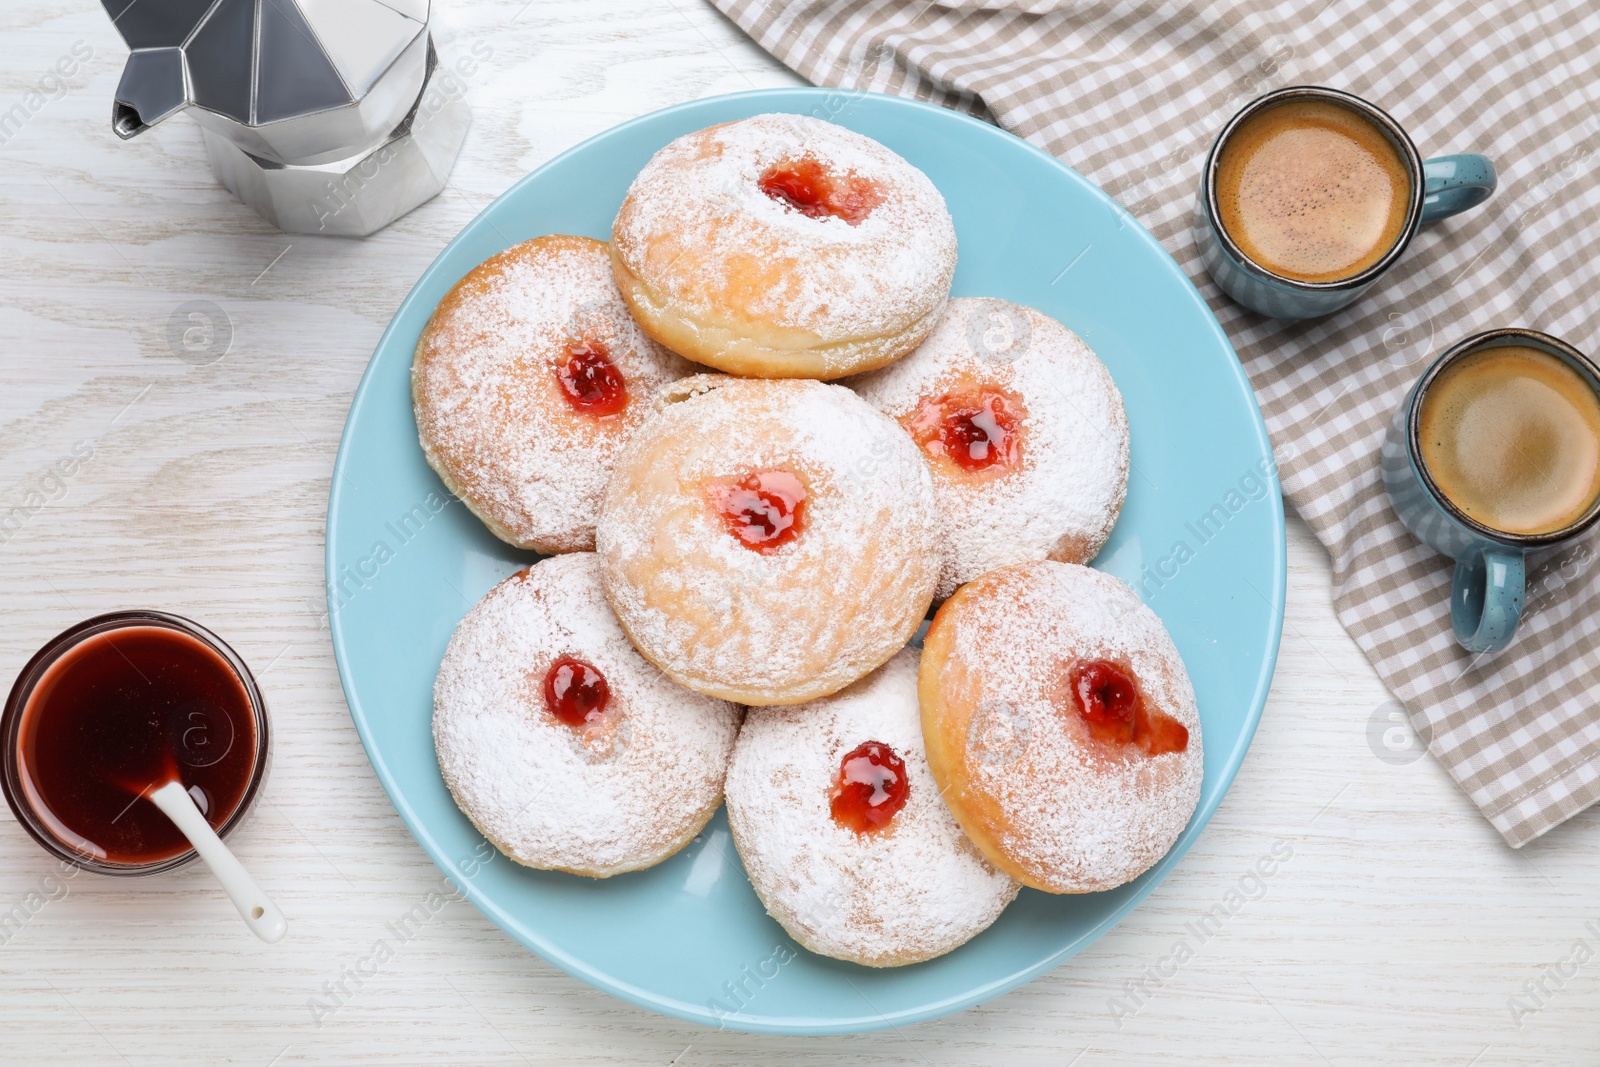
[1,611,271,875]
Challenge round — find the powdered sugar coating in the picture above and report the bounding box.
[920,561,1202,893]
[848,298,1129,600]
[433,553,741,877]
[596,376,939,705]
[413,235,694,553]
[610,114,957,378]
[725,649,1019,966]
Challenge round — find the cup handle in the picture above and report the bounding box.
[1421,154,1497,224]
[1451,547,1524,654]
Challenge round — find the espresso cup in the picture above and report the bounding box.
[1382,329,1600,654]
[1197,86,1496,320]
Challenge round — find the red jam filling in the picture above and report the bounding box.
[830,740,909,833]
[1067,659,1189,757]
[707,470,807,554]
[902,388,1024,474]
[542,656,610,727]
[555,339,627,417]
[757,156,886,226]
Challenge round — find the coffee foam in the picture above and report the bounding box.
[1419,345,1600,536]
[1216,100,1411,283]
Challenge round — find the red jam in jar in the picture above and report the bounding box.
[5,617,263,868]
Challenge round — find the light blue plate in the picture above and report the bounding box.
[327,89,1285,1036]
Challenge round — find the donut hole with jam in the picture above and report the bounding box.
[1065,658,1188,758]
[704,469,809,555]
[757,155,887,226]
[553,337,627,417]
[830,740,909,833]
[535,655,627,760]
[902,386,1026,477]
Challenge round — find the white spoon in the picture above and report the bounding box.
[147,780,287,943]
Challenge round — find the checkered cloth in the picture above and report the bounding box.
[711,0,1600,846]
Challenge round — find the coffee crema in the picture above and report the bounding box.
[1418,345,1600,537]
[1215,99,1412,283]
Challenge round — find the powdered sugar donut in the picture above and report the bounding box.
[433,553,741,878]
[725,649,1019,966]
[610,114,957,380]
[413,234,693,554]
[596,376,939,706]
[849,298,1129,601]
[920,561,1202,893]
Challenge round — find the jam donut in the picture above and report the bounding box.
[610,114,957,380]
[849,298,1129,601]
[724,649,1019,966]
[433,553,741,877]
[919,561,1202,893]
[596,375,939,705]
[413,234,692,554]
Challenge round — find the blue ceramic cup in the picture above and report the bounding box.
[1197,86,1496,320]
[1382,329,1600,654]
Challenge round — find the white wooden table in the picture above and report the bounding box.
[2,3,1596,1064]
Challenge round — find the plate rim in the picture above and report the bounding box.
[326,86,1287,1036]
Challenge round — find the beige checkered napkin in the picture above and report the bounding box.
[712,0,1600,846]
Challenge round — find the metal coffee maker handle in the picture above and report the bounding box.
[99,0,469,236]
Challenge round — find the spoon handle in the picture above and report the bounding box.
[148,781,287,943]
